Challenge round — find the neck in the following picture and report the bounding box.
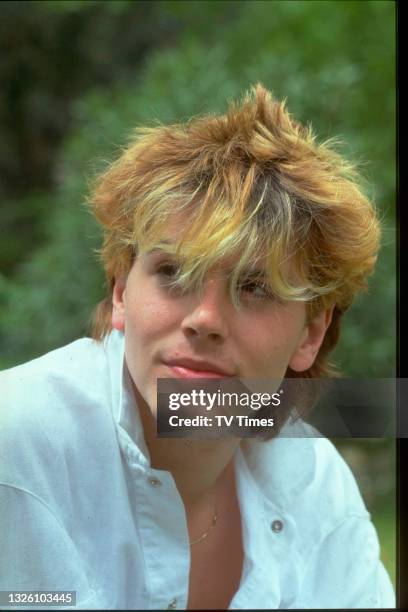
[134,384,241,506]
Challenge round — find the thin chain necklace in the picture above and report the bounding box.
[189,509,219,546]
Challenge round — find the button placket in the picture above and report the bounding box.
[130,468,189,609]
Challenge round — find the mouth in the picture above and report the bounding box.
[162,358,234,379]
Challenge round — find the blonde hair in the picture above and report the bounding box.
[89,84,380,378]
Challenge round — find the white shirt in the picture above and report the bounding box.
[0,330,395,609]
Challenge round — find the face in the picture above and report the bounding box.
[112,239,333,418]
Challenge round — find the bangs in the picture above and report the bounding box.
[124,173,340,307]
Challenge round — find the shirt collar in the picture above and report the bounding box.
[104,330,151,466]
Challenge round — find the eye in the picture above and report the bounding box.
[156,261,181,279]
[238,276,274,299]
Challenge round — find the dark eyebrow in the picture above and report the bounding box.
[239,268,267,278]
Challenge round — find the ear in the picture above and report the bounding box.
[289,306,334,372]
[111,275,127,332]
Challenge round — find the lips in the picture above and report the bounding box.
[162,358,234,379]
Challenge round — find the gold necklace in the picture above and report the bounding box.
[189,509,219,546]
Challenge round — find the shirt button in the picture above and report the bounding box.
[167,598,178,609]
[148,476,162,486]
[271,519,284,533]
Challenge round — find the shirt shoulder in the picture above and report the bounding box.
[0,335,121,502]
[1,337,110,431]
[1,336,109,396]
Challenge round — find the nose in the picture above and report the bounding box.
[181,276,230,342]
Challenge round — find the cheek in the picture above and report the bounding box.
[238,310,304,375]
[124,290,182,348]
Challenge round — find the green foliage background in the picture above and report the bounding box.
[0,0,396,588]
[0,0,396,375]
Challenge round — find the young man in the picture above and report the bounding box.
[0,85,395,609]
